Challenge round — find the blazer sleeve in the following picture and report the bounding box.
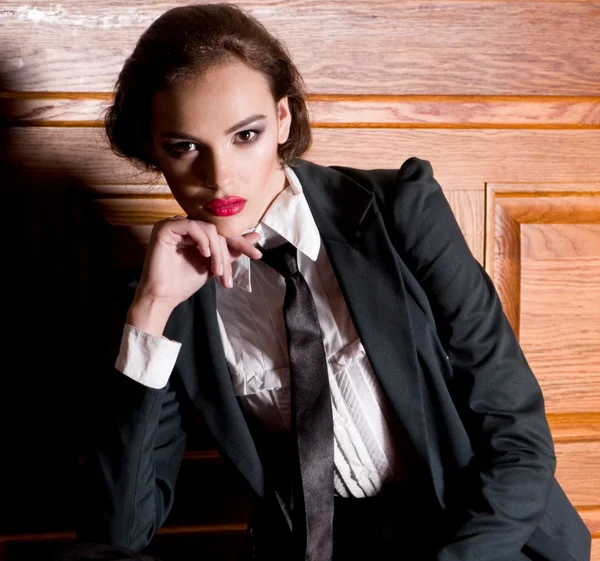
[76,355,187,551]
[382,157,557,561]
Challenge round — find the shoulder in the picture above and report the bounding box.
[328,156,438,202]
[327,158,461,258]
[327,157,443,226]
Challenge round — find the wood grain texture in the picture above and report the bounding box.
[6,127,600,191]
[520,254,600,414]
[3,94,600,128]
[497,196,600,224]
[521,224,600,260]
[486,185,600,414]
[444,190,484,264]
[584,508,600,538]
[1,1,599,95]
[548,413,600,444]
[486,200,521,337]
[555,440,600,507]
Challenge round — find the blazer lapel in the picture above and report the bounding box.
[165,281,265,500]
[291,159,439,493]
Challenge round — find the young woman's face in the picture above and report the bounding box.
[151,60,292,238]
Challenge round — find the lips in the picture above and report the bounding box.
[203,196,247,217]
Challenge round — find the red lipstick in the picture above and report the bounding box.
[203,196,247,217]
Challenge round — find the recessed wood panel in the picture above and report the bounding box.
[1,1,599,95]
[520,227,600,413]
[486,185,600,414]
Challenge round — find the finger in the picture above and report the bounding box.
[202,223,225,277]
[242,231,261,244]
[228,234,263,260]
[220,237,233,289]
[184,220,211,258]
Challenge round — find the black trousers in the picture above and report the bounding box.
[249,484,438,561]
[331,490,437,561]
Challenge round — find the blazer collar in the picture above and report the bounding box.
[288,158,376,244]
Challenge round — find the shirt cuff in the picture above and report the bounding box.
[114,324,182,389]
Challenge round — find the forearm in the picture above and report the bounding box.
[77,369,186,550]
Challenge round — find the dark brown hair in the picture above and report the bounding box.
[104,3,312,172]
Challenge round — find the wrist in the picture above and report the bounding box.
[126,295,175,337]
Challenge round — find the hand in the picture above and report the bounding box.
[126,216,262,336]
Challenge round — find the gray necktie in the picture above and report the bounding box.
[258,241,334,561]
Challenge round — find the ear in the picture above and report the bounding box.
[276,97,292,145]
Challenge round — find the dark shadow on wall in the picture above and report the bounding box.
[0,71,125,547]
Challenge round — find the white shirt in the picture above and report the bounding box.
[116,165,405,498]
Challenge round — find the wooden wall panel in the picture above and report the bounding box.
[2,0,599,559]
[1,1,599,95]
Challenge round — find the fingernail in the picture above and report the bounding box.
[227,275,233,288]
[218,263,224,276]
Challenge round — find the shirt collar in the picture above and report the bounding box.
[230,164,321,292]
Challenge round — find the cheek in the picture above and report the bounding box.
[239,140,279,185]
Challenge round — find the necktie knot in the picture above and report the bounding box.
[257,241,298,278]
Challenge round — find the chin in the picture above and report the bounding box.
[212,218,252,239]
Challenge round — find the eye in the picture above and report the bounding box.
[165,141,197,157]
[235,129,261,144]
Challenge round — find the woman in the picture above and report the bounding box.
[74,3,590,561]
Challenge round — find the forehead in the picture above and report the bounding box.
[151,61,276,132]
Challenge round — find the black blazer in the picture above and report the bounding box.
[78,157,591,561]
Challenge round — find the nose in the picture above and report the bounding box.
[192,147,233,190]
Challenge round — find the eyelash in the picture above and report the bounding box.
[165,129,262,156]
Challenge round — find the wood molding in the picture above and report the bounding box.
[548,413,600,444]
[485,183,600,336]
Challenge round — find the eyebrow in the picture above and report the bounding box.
[161,114,268,142]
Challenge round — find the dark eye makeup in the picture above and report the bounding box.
[163,129,263,157]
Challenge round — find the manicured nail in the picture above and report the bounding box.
[218,263,224,276]
[227,275,233,288]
